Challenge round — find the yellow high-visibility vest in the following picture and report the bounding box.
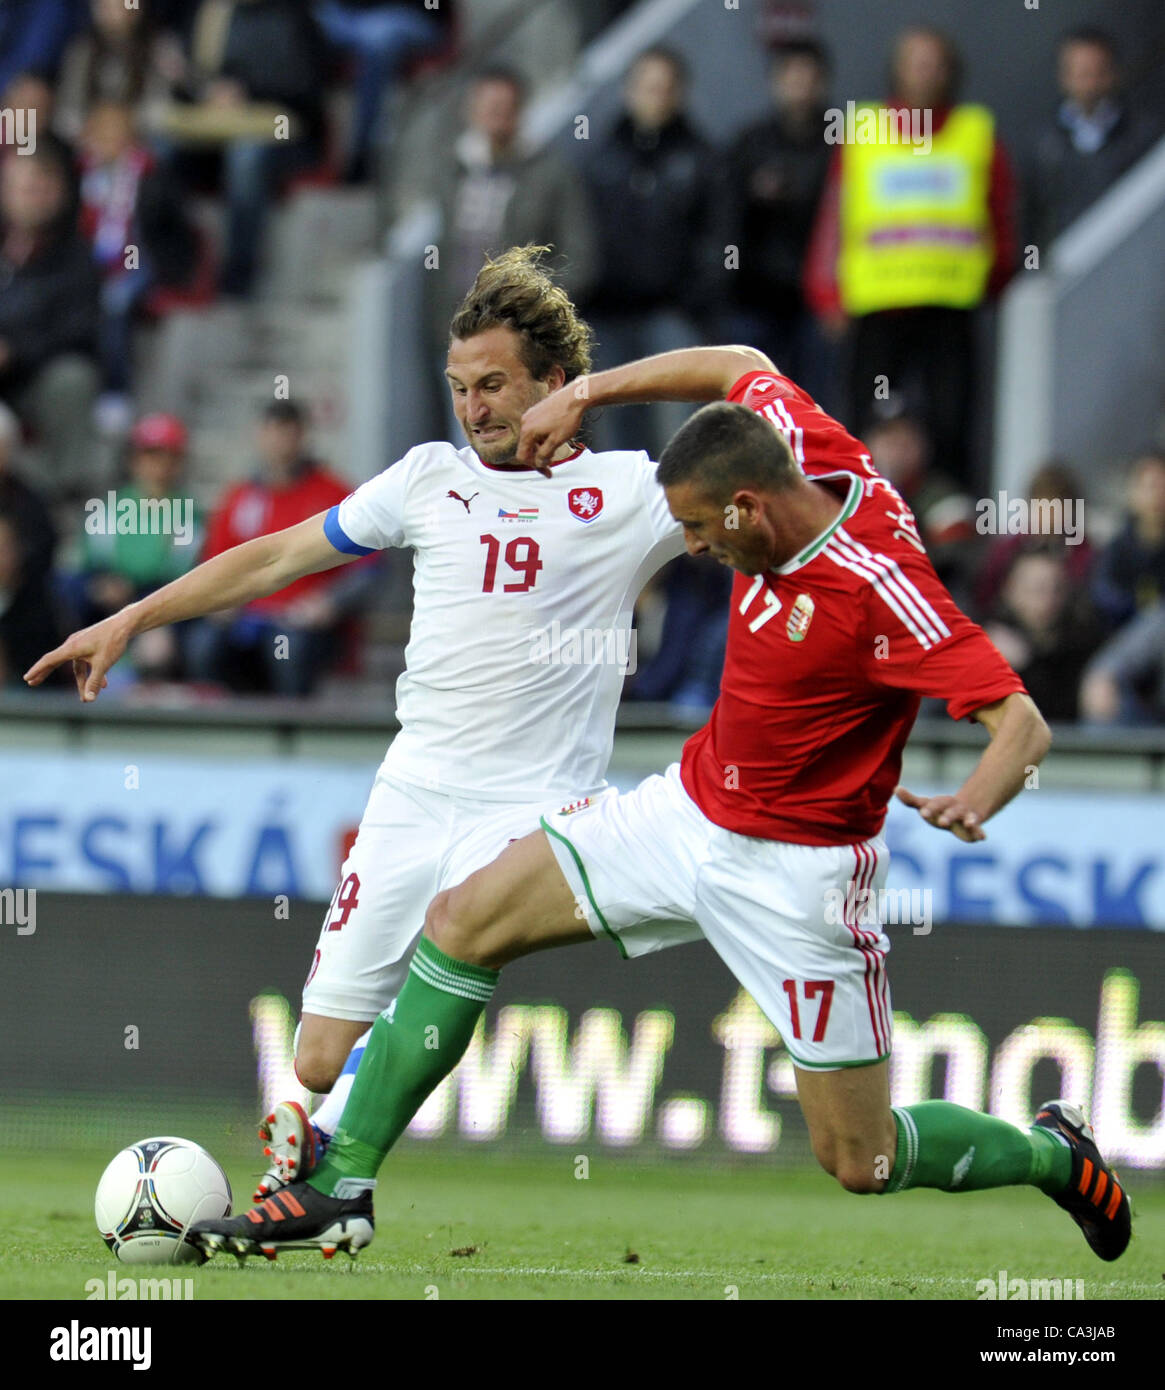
[838,103,995,314]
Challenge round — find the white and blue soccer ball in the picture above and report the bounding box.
[95,1137,232,1265]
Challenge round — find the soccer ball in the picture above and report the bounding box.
[95,1136,232,1265]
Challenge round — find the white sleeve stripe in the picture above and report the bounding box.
[823,533,945,647]
[824,546,936,650]
[770,397,806,467]
[837,527,951,641]
[828,537,946,648]
[823,539,940,650]
[759,399,806,471]
[761,402,787,437]
[834,528,950,641]
[828,543,944,648]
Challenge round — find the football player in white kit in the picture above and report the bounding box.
[24,245,688,1197]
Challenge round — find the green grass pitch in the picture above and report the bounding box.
[3,1149,1160,1301]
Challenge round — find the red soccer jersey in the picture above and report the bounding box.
[679,370,1025,845]
[200,462,351,614]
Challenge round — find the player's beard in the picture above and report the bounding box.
[465,384,545,466]
[714,543,765,576]
[471,423,519,465]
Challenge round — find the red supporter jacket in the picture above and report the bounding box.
[200,460,351,614]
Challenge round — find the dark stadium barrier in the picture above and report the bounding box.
[2,893,1162,1173]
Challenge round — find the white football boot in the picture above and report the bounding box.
[253,1101,321,1203]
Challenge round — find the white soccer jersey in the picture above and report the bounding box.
[325,441,684,800]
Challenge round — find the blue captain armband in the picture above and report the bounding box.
[324,505,376,556]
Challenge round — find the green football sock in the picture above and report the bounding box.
[885,1101,1072,1195]
[308,937,498,1197]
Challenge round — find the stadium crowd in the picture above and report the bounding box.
[0,2,1161,724]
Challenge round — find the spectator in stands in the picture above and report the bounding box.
[805,25,1017,488]
[0,508,62,689]
[974,459,1094,618]
[1080,601,1165,727]
[65,413,201,682]
[581,46,715,457]
[1089,448,1165,627]
[0,0,84,99]
[718,40,834,406]
[0,400,56,584]
[78,98,198,431]
[315,0,452,183]
[1,70,60,161]
[54,0,175,143]
[864,412,977,600]
[157,0,327,297]
[1026,28,1162,251]
[187,400,372,696]
[425,66,595,435]
[0,138,101,499]
[984,549,1101,723]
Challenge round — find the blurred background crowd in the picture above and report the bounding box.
[0,0,1163,726]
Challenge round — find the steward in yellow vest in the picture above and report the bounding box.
[838,103,996,315]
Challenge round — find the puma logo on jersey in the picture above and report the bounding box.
[447,490,479,513]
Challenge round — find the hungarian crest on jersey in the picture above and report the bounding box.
[567,486,603,522]
[787,592,815,642]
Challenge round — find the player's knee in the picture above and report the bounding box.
[810,1135,886,1194]
[293,1046,343,1095]
[424,887,490,965]
[832,1159,884,1195]
[424,888,456,951]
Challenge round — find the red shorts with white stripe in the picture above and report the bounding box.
[541,763,893,1069]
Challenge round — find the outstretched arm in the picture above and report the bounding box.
[896,692,1052,842]
[24,510,356,701]
[517,345,776,470]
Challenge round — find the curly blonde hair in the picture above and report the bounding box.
[449,245,594,383]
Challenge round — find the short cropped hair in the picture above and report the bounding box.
[262,399,306,426]
[472,64,528,101]
[774,39,831,73]
[656,402,798,500]
[630,45,689,86]
[890,25,962,101]
[1059,27,1119,60]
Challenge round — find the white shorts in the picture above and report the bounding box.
[541,764,893,1069]
[302,773,556,1020]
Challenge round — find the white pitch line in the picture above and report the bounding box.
[348,1261,1160,1294]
